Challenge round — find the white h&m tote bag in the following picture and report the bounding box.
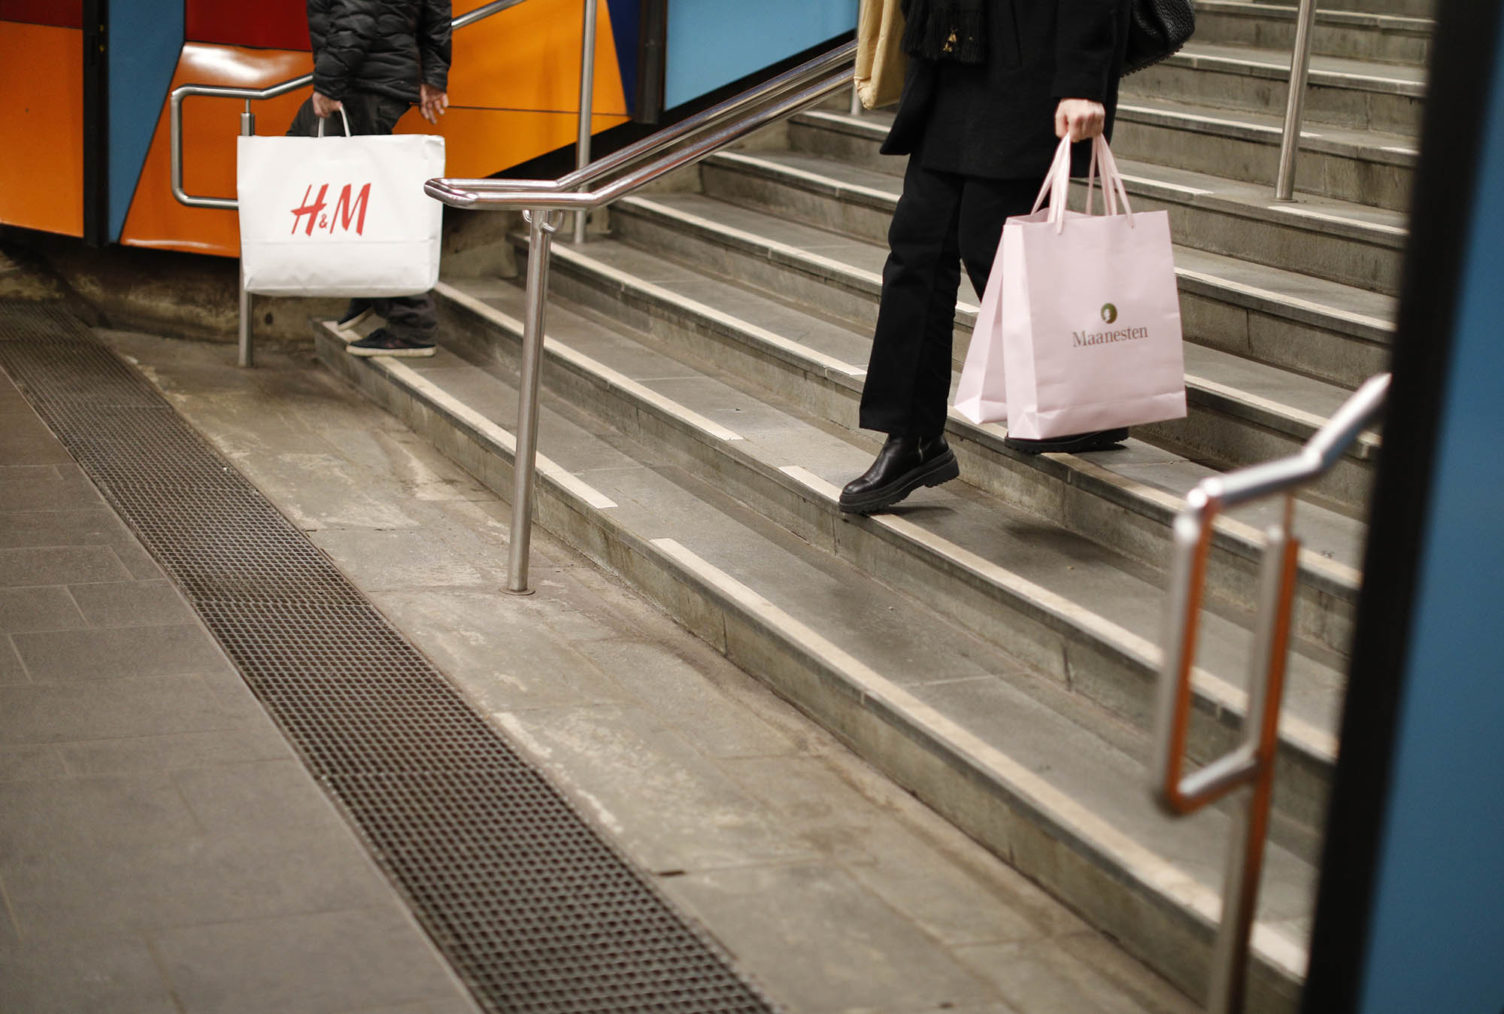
[954,135,1186,439]
[236,112,445,297]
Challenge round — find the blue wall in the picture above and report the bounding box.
[1358,14,1504,1013]
[664,0,855,109]
[108,0,184,240]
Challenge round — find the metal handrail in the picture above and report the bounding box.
[426,42,857,206]
[1275,0,1320,201]
[425,40,858,593]
[169,0,526,212]
[1152,371,1391,1014]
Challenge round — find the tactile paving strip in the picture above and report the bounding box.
[0,301,774,1014]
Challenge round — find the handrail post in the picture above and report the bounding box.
[238,103,255,368]
[573,0,599,244]
[1275,0,1319,201]
[1207,500,1299,1014]
[507,209,559,593]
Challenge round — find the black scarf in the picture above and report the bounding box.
[900,0,987,64]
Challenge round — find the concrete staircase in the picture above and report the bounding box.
[317,4,1427,1010]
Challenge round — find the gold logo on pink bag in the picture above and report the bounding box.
[1101,303,1118,324]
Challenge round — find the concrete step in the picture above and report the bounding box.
[792,104,1415,220]
[315,316,1316,1014]
[1122,42,1426,134]
[609,191,1383,516]
[1313,0,1434,20]
[787,112,1396,391]
[441,266,1353,852]
[722,132,1410,297]
[521,235,1367,663]
[1112,98,1416,212]
[1192,1,1434,67]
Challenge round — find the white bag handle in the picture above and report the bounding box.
[315,108,354,138]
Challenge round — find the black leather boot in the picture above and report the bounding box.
[839,434,960,514]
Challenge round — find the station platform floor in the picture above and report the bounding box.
[0,287,1197,1013]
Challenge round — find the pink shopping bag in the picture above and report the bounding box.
[955,136,1186,439]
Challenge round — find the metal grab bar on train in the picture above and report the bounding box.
[167,0,527,367]
[423,40,858,594]
[1152,371,1390,1014]
[1275,0,1320,200]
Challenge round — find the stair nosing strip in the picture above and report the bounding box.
[651,535,1312,982]
[326,326,1320,989]
[617,195,1386,452]
[529,242,1365,594]
[428,278,1347,763]
[529,243,1365,592]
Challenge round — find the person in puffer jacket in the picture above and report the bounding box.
[287,0,453,358]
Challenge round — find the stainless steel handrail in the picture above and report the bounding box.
[571,0,600,243]
[425,40,858,593]
[168,0,526,367]
[1275,0,1320,201]
[427,42,856,202]
[1153,371,1390,1014]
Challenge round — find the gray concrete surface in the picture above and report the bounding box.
[0,368,482,1014]
[77,328,1200,1014]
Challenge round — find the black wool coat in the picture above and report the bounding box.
[883,0,1131,180]
[309,0,452,104]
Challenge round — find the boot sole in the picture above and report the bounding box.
[838,450,960,514]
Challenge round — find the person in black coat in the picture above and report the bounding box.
[286,0,453,358]
[839,0,1132,514]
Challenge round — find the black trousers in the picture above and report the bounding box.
[286,92,438,342]
[858,157,1039,437]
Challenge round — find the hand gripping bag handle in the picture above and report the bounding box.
[315,107,354,138]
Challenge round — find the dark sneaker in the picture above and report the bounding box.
[345,328,436,358]
[1004,427,1129,455]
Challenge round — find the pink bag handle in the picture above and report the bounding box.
[1030,136,1135,232]
[1090,136,1134,222]
[1029,136,1076,233]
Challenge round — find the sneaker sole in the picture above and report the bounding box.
[838,451,961,514]
[346,345,437,358]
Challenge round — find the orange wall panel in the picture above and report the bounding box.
[446,0,628,117]
[0,23,83,236]
[120,1,630,256]
[120,45,313,256]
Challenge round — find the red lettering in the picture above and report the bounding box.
[332,182,372,236]
[290,183,329,237]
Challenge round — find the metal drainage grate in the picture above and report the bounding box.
[0,301,774,1014]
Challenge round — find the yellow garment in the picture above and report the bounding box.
[855,0,908,110]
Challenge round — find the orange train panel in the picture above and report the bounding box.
[120,45,313,255]
[444,0,629,119]
[0,23,84,237]
[122,0,629,256]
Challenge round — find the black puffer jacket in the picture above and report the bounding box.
[309,0,452,104]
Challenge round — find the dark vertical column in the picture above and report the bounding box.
[634,0,668,125]
[1300,0,1504,1010]
[82,0,108,246]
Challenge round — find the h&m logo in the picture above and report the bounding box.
[290,182,372,236]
